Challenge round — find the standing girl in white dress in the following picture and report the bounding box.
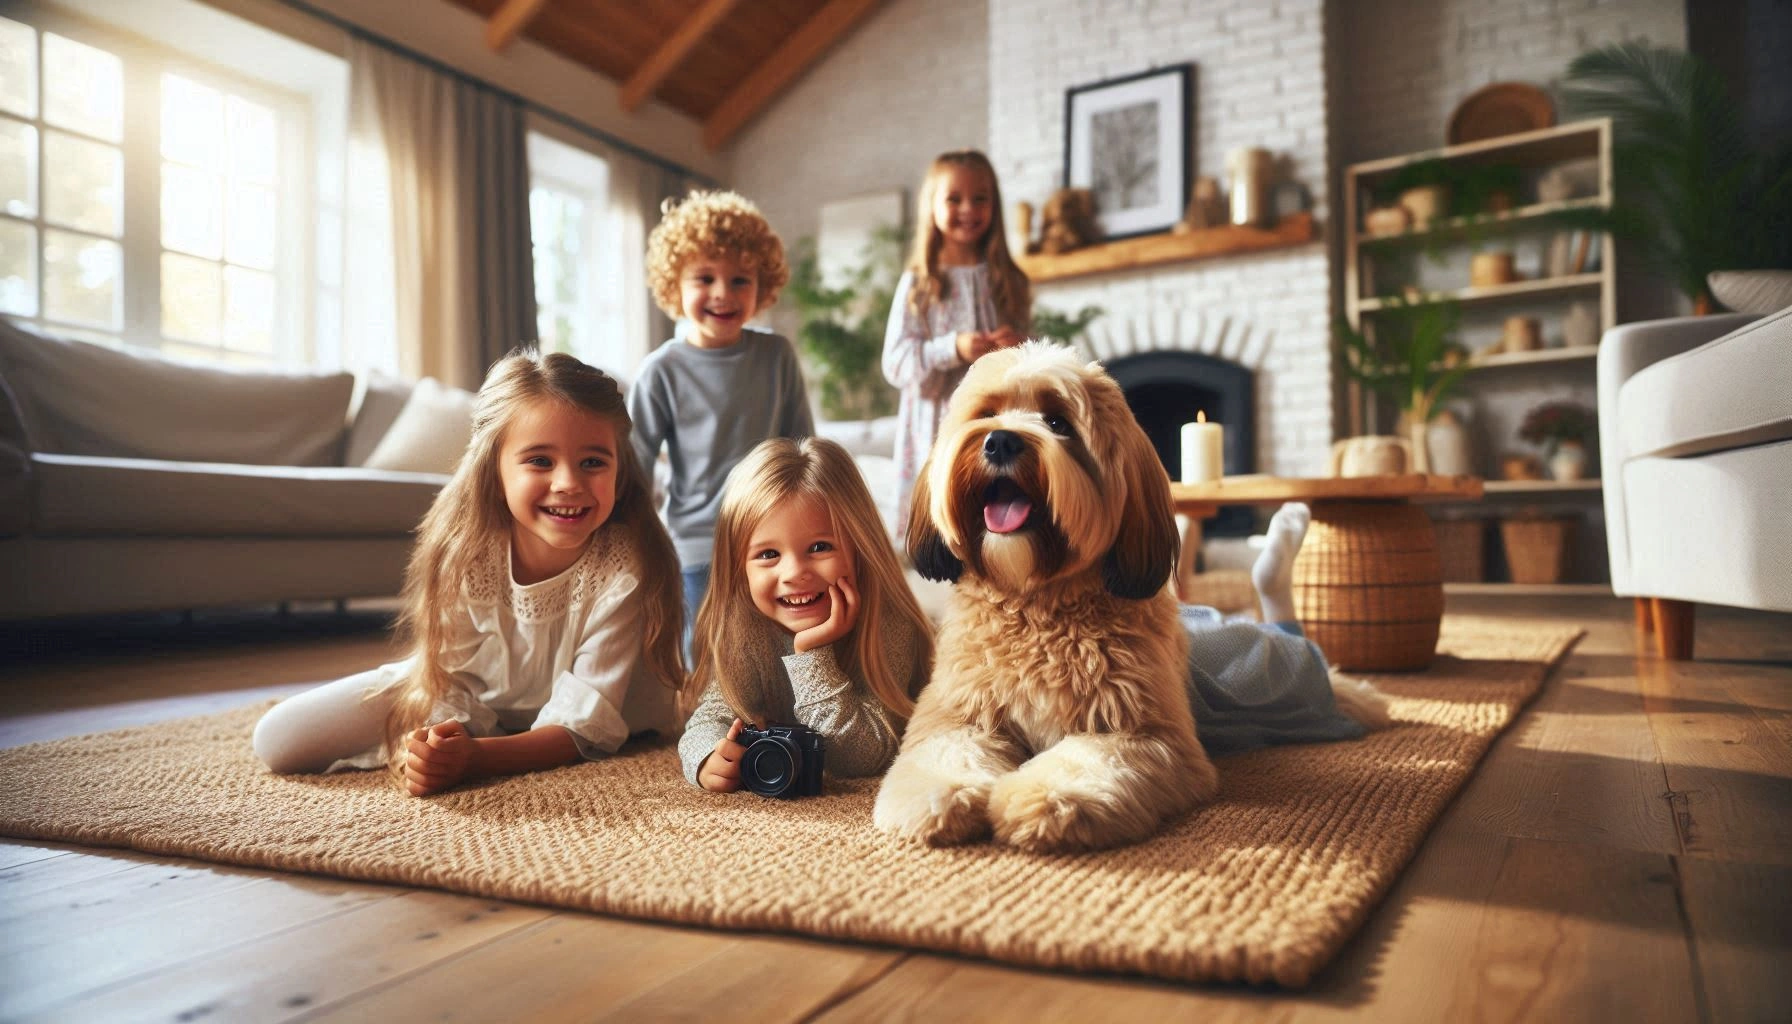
[253,352,687,796]
[881,150,1031,539]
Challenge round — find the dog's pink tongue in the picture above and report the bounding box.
[984,496,1032,534]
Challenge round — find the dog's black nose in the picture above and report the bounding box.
[983,430,1024,466]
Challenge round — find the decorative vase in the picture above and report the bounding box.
[1399,185,1449,228]
[1562,302,1599,348]
[1472,251,1517,287]
[1549,440,1588,481]
[1406,418,1431,474]
[1426,410,1474,475]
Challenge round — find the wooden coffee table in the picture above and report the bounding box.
[1168,474,1484,670]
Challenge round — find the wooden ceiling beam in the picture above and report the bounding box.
[621,0,745,112]
[485,0,552,52]
[702,0,885,150]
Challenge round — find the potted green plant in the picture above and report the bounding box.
[1554,43,1792,311]
[785,226,904,422]
[1334,298,1470,473]
[1518,400,1595,481]
[1030,303,1104,346]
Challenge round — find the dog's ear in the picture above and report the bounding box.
[906,457,962,583]
[1101,426,1179,600]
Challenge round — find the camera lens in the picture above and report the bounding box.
[741,735,801,797]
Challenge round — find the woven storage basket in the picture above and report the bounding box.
[1292,502,1443,671]
[1176,568,1258,615]
[1500,517,1573,584]
[1433,518,1486,583]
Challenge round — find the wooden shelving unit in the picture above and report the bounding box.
[1463,346,1598,371]
[1357,272,1604,311]
[1017,212,1316,284]
[1344,120,1615,593]
[1482,478,1602,495]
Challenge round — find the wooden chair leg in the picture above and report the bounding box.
[1653,598,1695,660]
[1635,597,1654,633]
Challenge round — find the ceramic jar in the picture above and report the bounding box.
[1550,440,1589,481]
[1562,302,1599,348]
[1501,316,1541,352]
[1399,185,1449,229]
[1471,251,1517,287]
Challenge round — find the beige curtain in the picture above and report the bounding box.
[347,39,536,390]
[591,141,690,372]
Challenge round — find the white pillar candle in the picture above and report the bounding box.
[1180,411,1224,483]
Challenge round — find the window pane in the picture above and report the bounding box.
[0,117,36,217]
[225,183,276,269]
[317,210,342,288]
[0,217,37,316]
[223,265,274,353]
[43,34,122,142]
[43,228,120,328]
[160,74,223,167]
[226,95,276,184]
[0,18,35,119]
[161,251,222,343]
[43,130,121,236]
[162,162,222,259]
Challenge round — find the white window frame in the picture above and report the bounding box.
[526,121,626,373]
[0,6,315,366]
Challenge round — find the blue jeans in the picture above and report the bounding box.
[681,563,710,663]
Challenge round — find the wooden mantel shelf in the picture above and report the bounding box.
[1017,212,1317,283]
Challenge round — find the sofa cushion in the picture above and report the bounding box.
[343,372,414,467]
[30,454,446,537]
[0,319,354,466]
[362,377,477,475]
[1617,304,1792,459]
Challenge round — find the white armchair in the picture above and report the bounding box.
[1598,307,1792,658]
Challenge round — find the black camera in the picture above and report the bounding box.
[736,723,825,798]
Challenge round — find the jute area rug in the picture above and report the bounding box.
[0,616,1579,988]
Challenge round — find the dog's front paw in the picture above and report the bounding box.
[873,765,991,847]
[988,772,1122,853]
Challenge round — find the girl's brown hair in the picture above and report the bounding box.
[906,150,1032,333]
[691,437,933,724]
[383,351,685,770]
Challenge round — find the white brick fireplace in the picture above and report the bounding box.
[988,0,1337,478]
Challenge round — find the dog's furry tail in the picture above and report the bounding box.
[1328,668,1392,730]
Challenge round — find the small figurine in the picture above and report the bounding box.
[1038,187,1098,254]
[1175,176,1226,233]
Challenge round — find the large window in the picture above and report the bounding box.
[0,11,315,366]
[528,129,626,372]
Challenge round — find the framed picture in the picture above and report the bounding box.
[1064,64,1191,240]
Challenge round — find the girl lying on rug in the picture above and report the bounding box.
[253,351,688,796]
[679,437,934,793]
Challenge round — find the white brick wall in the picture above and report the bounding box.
[988,0,1337,476]
[726,0,989,253]
[1335,0,1686,164]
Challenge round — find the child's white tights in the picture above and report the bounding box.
[252,669,400,774]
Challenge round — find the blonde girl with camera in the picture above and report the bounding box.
[680,437,934,792]
[253,352,687,796]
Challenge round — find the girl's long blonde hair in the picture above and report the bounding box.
[906,150,1031,333]
[692,437,933,725]
[384,351,685,768]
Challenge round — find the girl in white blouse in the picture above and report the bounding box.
[253,352,687,796]
[681,438,934,791]
[882,150,1032,539]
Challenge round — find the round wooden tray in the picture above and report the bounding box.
[1448,82,1555,145]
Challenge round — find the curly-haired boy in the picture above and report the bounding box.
[627,190,815,640]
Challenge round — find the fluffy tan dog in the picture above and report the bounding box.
[873,341,1217,853]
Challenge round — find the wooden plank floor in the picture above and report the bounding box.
[1,597,1788,1022]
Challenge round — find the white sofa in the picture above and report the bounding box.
[0,319,447,620]
[1598,306,1792,657]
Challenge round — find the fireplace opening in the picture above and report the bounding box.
[1103,350,1255,537]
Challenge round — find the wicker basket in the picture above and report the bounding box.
[1292,502,1443,671]
[1499,517,1574,584]
[1433,518,1486,583]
